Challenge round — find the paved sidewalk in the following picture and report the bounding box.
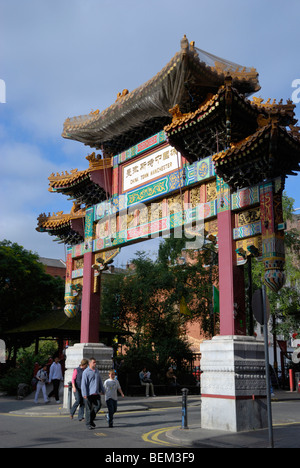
[165,390,300,448]
[7,390,200,417]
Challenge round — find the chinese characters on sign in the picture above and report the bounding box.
[122,145,181,192]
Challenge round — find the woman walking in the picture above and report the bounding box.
[34,364,49,404]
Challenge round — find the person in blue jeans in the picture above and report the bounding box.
[104,369,124,427]
[81,358,105,430]
[70,359,88,421]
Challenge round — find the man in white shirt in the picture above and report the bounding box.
[48,357,63,403]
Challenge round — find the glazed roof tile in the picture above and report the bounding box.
[62,37,260,154]
[213,122,300,189]
[37,205,85,231]
[48,153,112,191]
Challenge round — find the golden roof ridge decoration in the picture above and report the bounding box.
[165,86,298,138]
[48,168,90,191]
[165,92,220,132]
[48,153,112,190]
[289,124,300,138]
[214,63,258,81]
[251,96,296,117]
[115,89,129,102]
[183,33,258,82]
[85,152,113,170]
[212,119,300,165]
[212,124,272,162]
[164,80,268,134]
[37,203,86,229]
[48,168,88,183]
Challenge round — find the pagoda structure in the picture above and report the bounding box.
[37,36,300,430]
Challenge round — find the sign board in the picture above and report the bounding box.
[122,145,181,192]
[252,288,270,325]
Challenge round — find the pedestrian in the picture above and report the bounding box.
[166,367,180,387]
[70,359,88,421]
[48,357,63,403]
[103,369,124,428]
[81,357,105,430]
[166,366,181,394]
[139,367,156,397]
[34,364,50,404]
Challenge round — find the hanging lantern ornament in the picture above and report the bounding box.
[264,259,286,293]
[64,296,78,319]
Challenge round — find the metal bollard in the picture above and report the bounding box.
[68,381,72,411]
[181,388,189,429]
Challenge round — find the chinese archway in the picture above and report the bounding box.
[37,37,300,430]
[37,36,300,343]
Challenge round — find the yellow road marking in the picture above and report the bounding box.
[142,426,180,446]
[274,422,300,427]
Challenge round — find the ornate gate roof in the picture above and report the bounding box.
[62,36,260,155]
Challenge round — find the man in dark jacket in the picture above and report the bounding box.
[81,358,105,430]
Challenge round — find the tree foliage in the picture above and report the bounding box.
[0,240,65,355]
[251,193,300,339]
[0,341,58,395]
[101,235,219,372]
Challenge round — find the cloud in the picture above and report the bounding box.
[0,210,67,259]
[0,141,64,207]
[0,139,71,256]
[1,0,300,260]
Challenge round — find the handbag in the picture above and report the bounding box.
[143,377,152,383]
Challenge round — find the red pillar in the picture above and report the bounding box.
[217,210,246,336]
[80,251,100,343]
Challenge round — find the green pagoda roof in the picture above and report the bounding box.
[4,309,128,341]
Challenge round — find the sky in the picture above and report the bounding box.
[1,0,300,268]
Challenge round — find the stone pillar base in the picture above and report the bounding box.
[63,342,113,409]
[200,335,267,432]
